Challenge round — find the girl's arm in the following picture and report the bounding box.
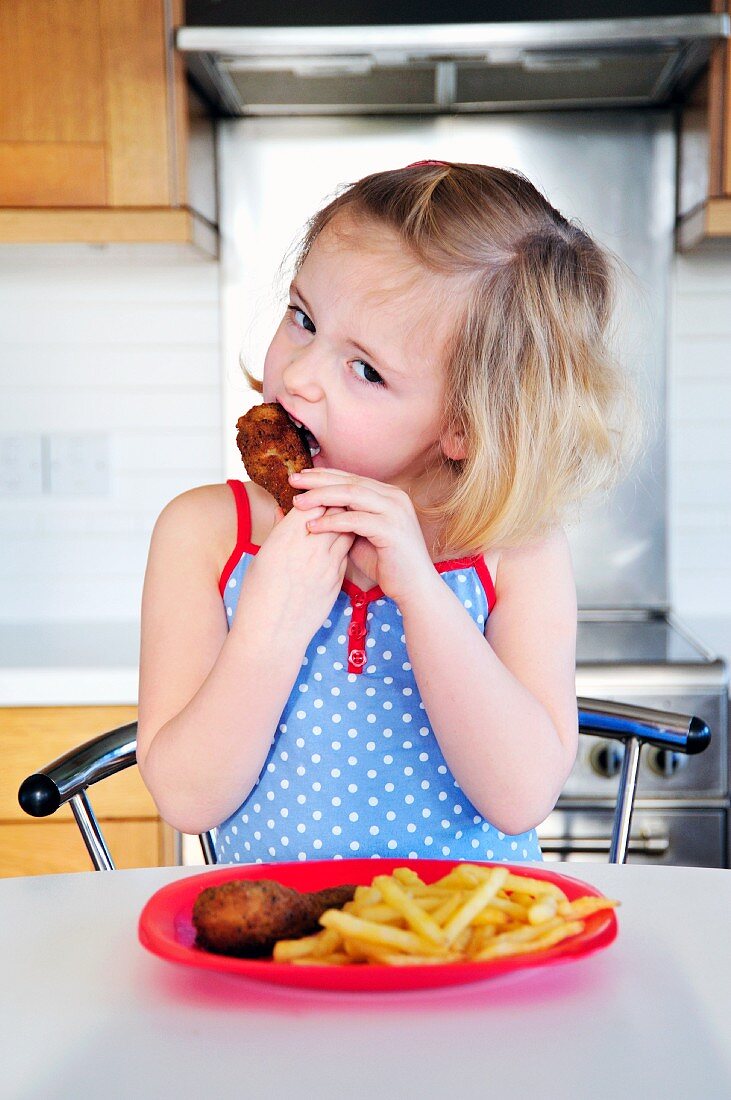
[136,485,351,835]
[399,528,578,835]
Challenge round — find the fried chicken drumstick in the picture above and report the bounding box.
[192,879,356,958]
[236,402,313,513]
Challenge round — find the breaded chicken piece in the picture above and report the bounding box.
[236,402,313,513]
[192,879,356,958]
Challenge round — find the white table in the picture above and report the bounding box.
[1,863,730,1100]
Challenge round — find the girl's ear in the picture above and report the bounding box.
[440,428,467,462]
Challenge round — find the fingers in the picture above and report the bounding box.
[292,483,397,518]
[306,510,383,542]
[289,468,404,500]
[332,532,356,559]
[287,502,350,554]
[295,504,325,524]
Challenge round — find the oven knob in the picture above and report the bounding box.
[589,741,624,778]
[646,747,687,778]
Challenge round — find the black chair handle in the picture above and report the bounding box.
[18,722,138,818]
[577,697,710,753]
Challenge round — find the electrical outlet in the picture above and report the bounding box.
[45,433,110,496]
[0,434,44,495]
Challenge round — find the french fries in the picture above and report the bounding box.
[271,864,618,968]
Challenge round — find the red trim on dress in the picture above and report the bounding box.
[473,556,497,614]
[341,554,496,674]
[341,577,382,602]
[218,479,260,596]
[341,555,488,604]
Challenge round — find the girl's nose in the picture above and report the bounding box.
[281,347,326,402]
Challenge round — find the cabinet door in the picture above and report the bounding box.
[0,0,175,209]
[0,821,167,877]
[99,0,175,207]
[0,0,107,205]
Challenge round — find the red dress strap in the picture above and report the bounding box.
[433,555,496,614]
[218,480,259,595]
[473,556,497,614]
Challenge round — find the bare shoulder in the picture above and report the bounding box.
[487,527,576,627]
[494,527,573,583]
[150,483,237,576]
[150,479,278,573]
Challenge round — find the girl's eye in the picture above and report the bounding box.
[288,305,316,334]
[352,359,385,387]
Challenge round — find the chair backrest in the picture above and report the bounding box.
[17,722,218,872]
[18,699,711,870]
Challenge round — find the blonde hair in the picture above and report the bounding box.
[254,162,641,552]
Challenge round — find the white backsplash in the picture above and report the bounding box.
[669,245,731,622]
[0,242,729,629]
[0,246,222,622]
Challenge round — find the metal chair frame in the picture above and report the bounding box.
[18,697,711,870]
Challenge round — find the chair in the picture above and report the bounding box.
[18,698,710,870]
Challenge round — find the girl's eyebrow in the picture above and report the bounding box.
[289,280,403,378]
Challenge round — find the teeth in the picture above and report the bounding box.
[288,411,319,455]
[303,427,320,457]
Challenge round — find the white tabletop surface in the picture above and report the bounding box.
[1,862,730,1100]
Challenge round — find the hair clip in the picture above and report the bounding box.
[405,160,450,168]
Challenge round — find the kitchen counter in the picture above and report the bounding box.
[683,615,731,669]
[1,615,729,709]
[0,621,139,706]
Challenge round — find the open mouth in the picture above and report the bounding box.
[287,413,321,458]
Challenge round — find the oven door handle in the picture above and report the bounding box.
[540,834,670,856]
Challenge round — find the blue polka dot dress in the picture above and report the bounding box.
[215,480,542,865]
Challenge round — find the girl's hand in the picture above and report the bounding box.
[240,500,354,647]
[289,468,436,604]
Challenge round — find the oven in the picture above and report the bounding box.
[538,612,729,866]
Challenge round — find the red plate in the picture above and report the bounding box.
[138,859,618,992]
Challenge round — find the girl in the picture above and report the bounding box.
[137,161,636,864]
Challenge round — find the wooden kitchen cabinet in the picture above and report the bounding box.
[0,0,216,254]
[1,706,176,877]
[677,1,731,249]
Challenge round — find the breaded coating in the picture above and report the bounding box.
[236,402,313,513]
[192,879,356,958]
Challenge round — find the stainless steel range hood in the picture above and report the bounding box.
[177,15,728,116]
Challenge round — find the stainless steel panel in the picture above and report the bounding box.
[186,87,218,227]
[218,112,674,607]
[538,808,726,867]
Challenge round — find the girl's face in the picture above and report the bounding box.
[262,215,463,496]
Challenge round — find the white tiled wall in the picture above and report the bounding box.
[0,242,729,633]
[668,245,731,626]
[0,246,222,622]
